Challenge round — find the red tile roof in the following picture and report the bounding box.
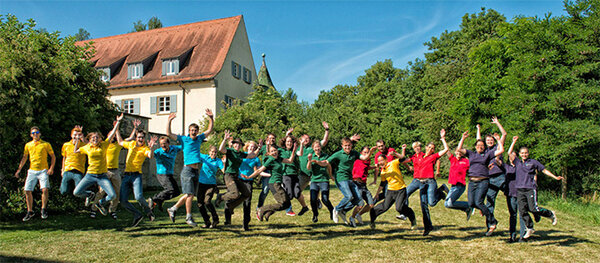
[78,15,242,89]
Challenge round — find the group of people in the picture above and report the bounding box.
[15,111,563,242]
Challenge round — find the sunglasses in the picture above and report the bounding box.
[31,131,40,135]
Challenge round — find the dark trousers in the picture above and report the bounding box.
[517,188,553,229]
[370,188,415,223]
[196,183,218,225]
[222,173,251,211]
[468,179,497,226]
[507,195,526,238]
[241,181,253,228]
[153,174,180,203]
[260,183,291,217]
[309,182,333,218]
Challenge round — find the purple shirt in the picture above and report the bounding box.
[503,163,518,197]
[514,158,545,189]
[485,145,505,176]
[465,149,496,178]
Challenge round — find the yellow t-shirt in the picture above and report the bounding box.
[123,141,151,173]
[79,141,110,174]
[62,141,86,173]
[106,142,123,169]
[380,159,407,191]
[24,140,54,171]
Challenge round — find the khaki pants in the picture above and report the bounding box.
[92,169,121,212]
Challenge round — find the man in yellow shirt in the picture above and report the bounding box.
[369,145,416,229]
[118,128,158,227]
[60,126,86,198]
[15,126,56,221]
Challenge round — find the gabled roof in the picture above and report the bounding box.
[78,15,242,89]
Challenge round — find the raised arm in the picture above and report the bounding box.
[246,139,263,159]
[476,124,481,141]
[321,121,330,147]
[360,146,377,161]
[493,133,504,157]
[437,129,449,156]
[146,136,158,159]
[306,153,313,171]
[219,130,231,154]
[457,131,468,155]
[282,142,298,164]
[125,119,141,141]
[508,136,518,163]
[106,113,124,143]
[491,117,507,146]
[166,113,178,141]
[296,137,306,157]
[204,109,214,136]
[350,133,361,143]
[285,127,294,137]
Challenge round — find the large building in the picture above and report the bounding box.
[79,15,257,135]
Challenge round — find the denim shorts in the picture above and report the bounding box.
[181,166,199,195]
[24,169,50,191]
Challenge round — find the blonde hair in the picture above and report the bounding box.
[412,141,422,148]
[243,141,258,152]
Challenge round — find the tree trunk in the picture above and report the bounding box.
[561,167,567,200]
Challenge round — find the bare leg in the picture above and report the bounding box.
[298,194,308,207]
[174,194,187,208]
[359,204,374,215]
[185,195,194,214]
[25,191,34,212]
[41,188,49,209]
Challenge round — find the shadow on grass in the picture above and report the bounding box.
[529,229,597,246]
[0,254,68,263]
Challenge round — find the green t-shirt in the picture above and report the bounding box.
[263,156,285,184]
[327,149,360,181]
[310,152,330,182]
[225,148,248,174]
[280,148,299,176]
[298,145,315,175]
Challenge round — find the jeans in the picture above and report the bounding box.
[197,183,218,225]
[419,179,442,230]
[60,170,83,195]
[310,182,333,218]
[507,196,526,238]
[354,181,374,207]
[404,178,421,207]
[256,176,271,209]
[92,169,121,213]
[153,174,180,203]
[445,184,469,211]
[486,173,506,215]
[73,173,116,206]
[335,180,360,212]
[370,188,415,223]
[468,179,497,226]
[180,166,199,195]
[120,172,151,218]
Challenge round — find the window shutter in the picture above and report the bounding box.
[127,65,132,79]
[248,71,252,84]
[231,61,235,77]
[150,97,157,114]
[174,59,179,74]
[162,60,166,76]
[170,95,177,113]
[133,98,140,114]
[115,100,122,110]
[139,64,144,78]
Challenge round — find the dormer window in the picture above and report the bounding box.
[98,67,110,82]
[162,59,179,76]
[128,63,143,79]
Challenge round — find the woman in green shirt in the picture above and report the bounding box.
[306,140,334,223]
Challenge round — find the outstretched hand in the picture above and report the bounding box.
[491,116,500,124]
[493,133,500,141]
[322,121,330,130]
[205,108,213,118]
[223,130,231,140]
[440,129,446,139]
[133,119,141,128]
[350,134,361,141]
[307,153,313,162]
[462,131,469,138]
[149,135,158,148]
[401,144,407,150]
[168,113,176,122]
[512,136,519,142]
[116,113,124,121]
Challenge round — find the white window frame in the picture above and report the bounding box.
[98,67,110,82]
[122,99,135,114]
[157,96,171,114]
[165,59,177,76]
[131,63,142,79]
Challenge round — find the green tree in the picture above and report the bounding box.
[131,20,146,32]
[0,15,118,218]
[148,16,163,30]
[74,28,90,41]
[130,17,163,33]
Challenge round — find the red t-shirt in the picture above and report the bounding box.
[409,152,425,178]
[352,159,370,182]
[448,154,469,186]
[416,153,441,179]
[375,148,396,162]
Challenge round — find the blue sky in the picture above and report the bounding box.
[1,0,567,102]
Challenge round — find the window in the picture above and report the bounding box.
[98,67,110,82]
[128,63,143,79]
[243,67,252,84]
[122,99,135,114]
[231,61,241,79]
[158,96,171,113]
[224,95,235,107]
[163,59,179,76]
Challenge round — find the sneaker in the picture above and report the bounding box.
[466,207,473,221]
[110,212,118,220]
[550,210,558,225]
[167,207,176,223]
[210,218,219,228]
[396,214,407,221]
[41,209,48,219]
[215,194,224,208]
[257,207,264,222]
[332,208,339,223]
[286,210,297,217]
[243,225,250,231]
[534,213,541,223]
[298,206,309,216]
[264,211,271,222]
[132,216,143,227]
[90,211,97,219]
[423,227,432,236]
[410,218,417,229]
[355,213,363,225]
[85,192,96,207]
[486,224,497,237]
[349,216,357,227]
[339,210,348,225]
[186,217,198,227]
[147,212,155,222]
[95,203,107,216]
[312,215,318,223]
[147,198,155,211]
[22,211,35,222]
[509,232,518,243]
[523,228,535,239]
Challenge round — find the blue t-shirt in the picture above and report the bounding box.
[177,133,206,165]
[154,145,182,175]
[514,158,545,190]
[198,154,223,185]
[239,156,261,181]
[465,149,496,178]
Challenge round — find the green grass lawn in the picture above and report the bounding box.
[1,179,600,262]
